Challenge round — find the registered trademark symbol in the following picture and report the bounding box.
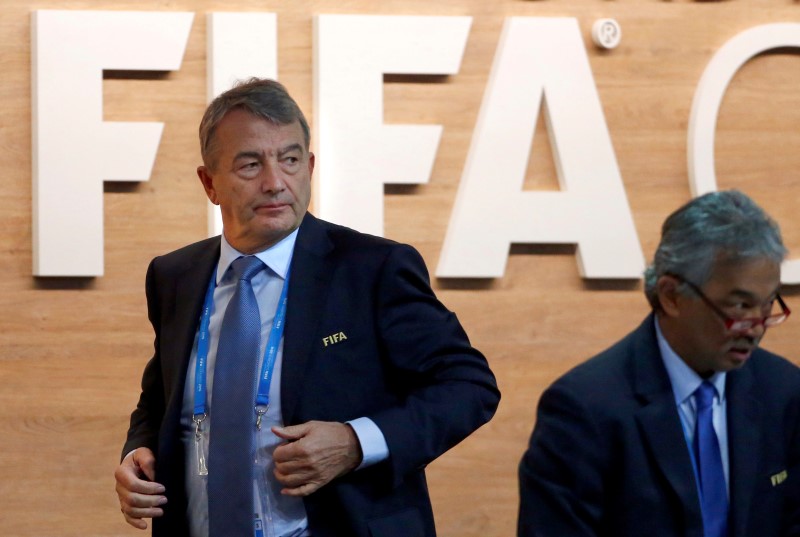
[592,18,621,50]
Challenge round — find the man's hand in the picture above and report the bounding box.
[114,447,167,530]
[272,421,363,497]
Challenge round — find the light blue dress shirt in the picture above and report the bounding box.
[655,317,729,494]
[179,230,389,537]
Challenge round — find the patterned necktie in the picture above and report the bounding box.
[208,255,264,537]
[693,381,729,537]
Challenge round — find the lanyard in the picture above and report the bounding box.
[193,260,291,431]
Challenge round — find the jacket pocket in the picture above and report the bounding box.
[367,507,425,537]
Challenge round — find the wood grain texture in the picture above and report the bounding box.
[1,1,799,535]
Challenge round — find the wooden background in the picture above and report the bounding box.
[1,1,799,535]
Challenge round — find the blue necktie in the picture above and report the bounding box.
[208,256,264,537]
[693,381,729,537]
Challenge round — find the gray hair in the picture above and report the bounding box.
[199,78,310,169]
[644,190,786,310]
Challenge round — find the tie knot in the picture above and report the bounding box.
[695,381,717,410]
[230,256,264,282]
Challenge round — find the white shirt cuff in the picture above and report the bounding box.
[347,417,389,470]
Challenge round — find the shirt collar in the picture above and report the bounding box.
[217,228,299,284]
[655,315,726,405]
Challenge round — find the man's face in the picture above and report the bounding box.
[197,108,314,254]
[659,256,782,377]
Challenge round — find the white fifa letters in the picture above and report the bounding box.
[31,10,193,276]
[688,23,800,284]
[436,18,644,279]
[31,12,791,283]
[313,14,472,236]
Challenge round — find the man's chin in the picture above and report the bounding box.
[725,348,753,369]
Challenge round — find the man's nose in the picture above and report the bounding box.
[260,163,284,192]
[735,314,767,338]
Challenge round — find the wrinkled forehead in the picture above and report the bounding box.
[704,255,782,296]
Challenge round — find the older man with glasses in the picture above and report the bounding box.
[518,190,800,537]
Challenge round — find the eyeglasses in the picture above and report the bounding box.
[669,274,791,331]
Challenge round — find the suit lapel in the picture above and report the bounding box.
[633,315,705,537]
[161,240,220,435]
[281,213,335,424]
[726,363,762,537]
[152,238,219,530]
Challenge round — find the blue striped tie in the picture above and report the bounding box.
[694,381,729,537]
[208,256,264,537]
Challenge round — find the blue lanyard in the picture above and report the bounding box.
[193,260,291,430]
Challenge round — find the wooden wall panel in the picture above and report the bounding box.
[1,1,798,535]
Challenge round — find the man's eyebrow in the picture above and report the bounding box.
[277,143,303,158]
[233,150,264,162]
[728,287,780,301]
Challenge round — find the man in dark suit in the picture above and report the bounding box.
[114,78,499,537]
[518,190,800,537]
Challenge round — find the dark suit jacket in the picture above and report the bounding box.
[123,213,500,537]
[518,314,800,537]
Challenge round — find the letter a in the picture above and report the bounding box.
[437,17,643,279]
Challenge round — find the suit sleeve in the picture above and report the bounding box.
[120,258,166,460]
[518,379,608,537]
[365,243,500,487]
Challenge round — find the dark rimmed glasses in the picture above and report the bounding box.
[669,274,791,331]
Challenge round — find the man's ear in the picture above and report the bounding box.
[197,166,219,205]
[656,275,682,317]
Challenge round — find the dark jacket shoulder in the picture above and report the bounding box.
[150,236,220,272]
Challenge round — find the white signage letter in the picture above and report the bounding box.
[206,12,278,237]
[688,23,800,284]
[314,14,472,235]
[437,17,643,279]
[32,10,193,276]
